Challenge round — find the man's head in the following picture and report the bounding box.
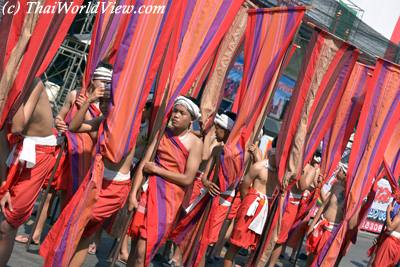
[142,93,153,123]
[214,111,236,143]
[92,63,113,115]
[311,151,322,167]
[267,137,277,168]
[171,96,201,130]
[337,162,347,182]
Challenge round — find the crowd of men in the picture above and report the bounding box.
[0,63,399,267]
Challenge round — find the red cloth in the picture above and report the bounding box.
[42,147,69,191]
[276,198,300,244]
[306,218,333,255]
[372,234,400,267]
[3,144,56,228]
[227,192,242,220]
[230,188,267,249]
[82,178,131,238]
[128,130,189,265]
[287,220,308,248]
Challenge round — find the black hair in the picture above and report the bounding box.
[223,111,237,122]
[271,137,277,148]
[97,61,113,70]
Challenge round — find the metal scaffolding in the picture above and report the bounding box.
[43,5,96,113]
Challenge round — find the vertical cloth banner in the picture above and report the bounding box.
[199,6,248,133]
[81,0,132,90]
[288,62,372,242]
[171,7,305,267]
[149,0,245,137]
[314,59,400,267]
[39,1,175,266]
[255,28,359,266]
[0,0,83,129]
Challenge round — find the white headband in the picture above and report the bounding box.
[93,66,113,82]
[338,162,348,174]
[313,156,321,164]
[214,113,234,131]
[174,96,201,120]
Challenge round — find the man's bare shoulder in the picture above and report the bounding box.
[188,132,203,147]
[251,160,268,172]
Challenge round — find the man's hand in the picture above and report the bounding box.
[128,192,139,212]
[75,94,87,108]
[55,115,68,132]
[143,162,159,175]
[387,202,394,213]
[0,191,13,213]
[87,86,105,103]
[202,179,220,197]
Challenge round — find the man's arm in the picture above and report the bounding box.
[386,202,400,231]
[298,164,315,191]
[69,87,104,133]
[239,162,259,200]
[201,146,220,196]
[149,138,203,186]
[308,193,331,234]
[0,128,9,184]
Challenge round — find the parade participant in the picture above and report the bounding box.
[305,164,347,265]
[127,96,203,267]
[224,139,279,267]
[0,79,58,266]
[14,66,105,246]
[370,201,400,267]
[268,154,322,267]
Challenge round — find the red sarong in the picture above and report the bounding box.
[276,195,301,244]
[372,233,400,267]
[228,192,242,220]
[306,217,335,255]
[129,130,189,265]
[3,144,56,228]
[82,178,130,237]
[230,188,267,249]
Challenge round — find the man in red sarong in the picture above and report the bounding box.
[127,96,203,267]
[0,79,58,266]
[224,139,279,267]
[268,155,322,267]
[305,164,346,265]
[370,201,400,267]
[14,67,104,246]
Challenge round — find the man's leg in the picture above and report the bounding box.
[15,191,54,244]
[119,234,130,262]
[223,243,240,267]
[69,235,95,267]
[268,243,283,267]
[127,237,146,267]
[0,219,18,266]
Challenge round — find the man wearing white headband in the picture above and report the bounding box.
[127,95,203,266]
[305,161,346,265]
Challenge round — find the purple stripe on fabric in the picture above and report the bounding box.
[122,0,173,157]
[247,12,263,88]
[67,132,80,192]
[317,222,342,265]
[92,4,104,75]
[393,150,400,173]
[155,176,167,249]
[97,10,123,59]
[354,90,400,199]
[53,205,78,266]
[305,51,354,157]
[351,66,388,183]
[283,11,296,40]
[165,0,234,112]
[179,0,196,50]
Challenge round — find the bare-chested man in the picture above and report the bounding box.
[268,154,321,266]
[305,164,347,265]
[224,139,279,267]
[0,79,58,265]
[14,67,104,247]
[127,96,203,267]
